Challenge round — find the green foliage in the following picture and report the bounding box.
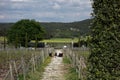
[41,38,78,43]
[65,68,79,80]
[63,57,71,64]
[63,57,79,80]
[0,37,4,42]
[7,19,45,47]
[88,0,120,80]
[78,36,92,47]
[41,19,91,38]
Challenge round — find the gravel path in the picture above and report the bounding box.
[41,57,65,80]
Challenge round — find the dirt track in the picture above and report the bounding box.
[41,56,65,80]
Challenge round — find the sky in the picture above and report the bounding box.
[0,0,92,22]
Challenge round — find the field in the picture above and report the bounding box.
[0,48,51,80]
[0,37,78,43]
[40,38,78,43]
[0,37,4,42]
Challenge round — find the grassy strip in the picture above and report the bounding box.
[78,50,90,60]
[0,36,4,42]
[0,37,78,43]
[63,57,79,80]
[0,36,7,42]
[26,57,51,80]
[40,38,78,43]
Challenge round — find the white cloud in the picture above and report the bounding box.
[70,0,91,7]
[0,15,5,19]
[10,0,29,2]
[54,0,91,4]
[54,0,66,3]
[0,0,92,22]
[0,2,6,6]
[34,12,56,18]
[53,0,92,10]
[53,3,61,10]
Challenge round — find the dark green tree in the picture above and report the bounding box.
[88,0,120,80]
[7,19,45,47]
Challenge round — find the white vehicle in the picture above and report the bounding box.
[63,45,67,48]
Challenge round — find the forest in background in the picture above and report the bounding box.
[0,19,91,38]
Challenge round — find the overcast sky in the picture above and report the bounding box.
[0,0,92,22]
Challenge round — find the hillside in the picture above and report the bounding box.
[0,19,92,38]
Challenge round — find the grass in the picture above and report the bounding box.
[65,68,79,80]
[63,57,79,80]
[73,49,90,59]
[40,38,78,43]
[78,50,90,59]
[63,56,71,64]
[26,57,51,80]
[0,36,5,42]
[63,50,90,80]
[0,36,78,43]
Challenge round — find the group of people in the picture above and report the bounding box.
[49,52,63,57]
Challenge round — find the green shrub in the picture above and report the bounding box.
[88,0,120,80]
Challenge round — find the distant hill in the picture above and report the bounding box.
[0,19,92,38]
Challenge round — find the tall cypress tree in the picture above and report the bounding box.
[88,0,120,80]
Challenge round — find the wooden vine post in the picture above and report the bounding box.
[21,57,26,80]
[9,61,14,80]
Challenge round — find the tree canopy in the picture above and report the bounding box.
[88,0,120,80]
[7,19,45,47]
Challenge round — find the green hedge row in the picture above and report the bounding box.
[88,0,120,80]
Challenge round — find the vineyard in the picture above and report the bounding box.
[63,47,90,80]
[0,48,54,80]
[0,0,119,79]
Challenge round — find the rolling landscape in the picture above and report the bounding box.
[0,0,119,80]
[0,19,91,38]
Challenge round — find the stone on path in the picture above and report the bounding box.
[41,57,65,80]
